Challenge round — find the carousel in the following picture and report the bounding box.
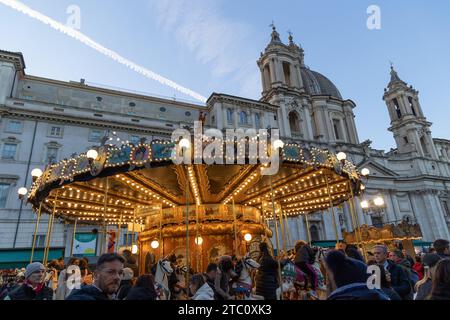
[24,134,366,294]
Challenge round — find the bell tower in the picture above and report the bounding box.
[257,25,305,101]
[383,65,438,158]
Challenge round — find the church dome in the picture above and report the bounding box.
[300,67,342,99]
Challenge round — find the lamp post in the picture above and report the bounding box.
[361,196,386,227]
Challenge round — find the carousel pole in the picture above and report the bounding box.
[116,213,123,253]
[196,205,199,273]
[43,192,58,265]
[269,175,283,300]
[185,168,190,285]
[348,183,368,261]
[69,218,78,257]
[325,175,340,245]
[304,214,312,246]
[278,207,287,253]
[282,210,293,249]
[101,177,109,254]
[159,209,163,258]
[30,202,43,264]
[232,198,239,257]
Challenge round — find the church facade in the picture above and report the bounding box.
[0,27,449,263]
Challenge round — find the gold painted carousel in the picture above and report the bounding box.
[26,136,364,274]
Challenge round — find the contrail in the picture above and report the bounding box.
[0,0,208,103]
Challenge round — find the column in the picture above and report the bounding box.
[269,59,277,83]
[295,64,304,88]
[214,103,223,130]
[387,191,400,222]
[233,108,239,128]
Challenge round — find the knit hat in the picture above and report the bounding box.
[25,262,45,279]
[122,267,134,280]
[325,250,368,288]
[422,253,442,268]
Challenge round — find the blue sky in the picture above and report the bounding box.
[1,0,449,151]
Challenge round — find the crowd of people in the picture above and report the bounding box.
[1,239,449,300]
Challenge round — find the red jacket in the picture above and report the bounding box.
[412,262,424,280]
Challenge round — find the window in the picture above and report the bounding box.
[289,112,300,134]
[239,111,248,124]
[130,135,140,145]
[5,120,22,133]
[403,136,409,145]
[35,235,46,248]
[185,111,191,117]
[393,98,402,119]
[49,126,63,138]
[129,102,136,107]
[442,200,449,216]
[282,62,292,87]
[2,143,17,160]
[309,225,320,242]
[0,183,10,208]
[96,96,103,102]
[122,233,137,246]
[226,109,233,124]
[159,107,166,112]
[46,146,59,164]
[333,119,342,140]
[371,215,383,228]
[408,97,417,116]
[88,129,104,142]
[255,114,261,128]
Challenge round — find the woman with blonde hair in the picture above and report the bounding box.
[415,253,441,300]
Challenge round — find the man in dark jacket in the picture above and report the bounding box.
[116,267,134,300]
[325,250,388,300]
[294,240,317,291]
[4,262,53,300]
[204,263,218,298]
[255,242,279,300]
[433,239,450,259]
[373,245,411,300]
[66,253,125,300]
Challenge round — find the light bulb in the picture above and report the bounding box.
[244,233,252,242]
[18,187,28,196]
[31,168,43,178]
[179,138,191,149]
[361,200,369,209]
[151,240,160,249]
[273,139,284,150]
[360,184,366,191]
[195,236,203,245]
[86,149,99,160]
[374,197,384,207]
[361,168,370,177]
[131,244,138,254]
[336,152,347,161]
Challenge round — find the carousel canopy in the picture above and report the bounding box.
[26,139,362,225]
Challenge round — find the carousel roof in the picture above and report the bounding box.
[27,139,362,225]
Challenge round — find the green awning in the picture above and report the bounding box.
[311,240,339,248]
[0,248,65,269]
[413,240,432,247]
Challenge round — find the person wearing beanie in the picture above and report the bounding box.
[116,267,134,300]
[415,253,442,300]
[4,262,53,300]
[325,250,389,300]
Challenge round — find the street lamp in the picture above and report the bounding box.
[17,187,28,200]
[361,196,386,215]
[337,152,347,161]
[31,168,43,182]
[361,168,370,177]
[86,149,99,163]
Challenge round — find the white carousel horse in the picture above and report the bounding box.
[232,255,264,300]
[154,258,174,300]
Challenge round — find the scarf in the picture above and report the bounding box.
[25,280,45,295]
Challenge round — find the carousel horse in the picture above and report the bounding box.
[276,260,306,300]
[231,255,263,300]
[154,258,174,300]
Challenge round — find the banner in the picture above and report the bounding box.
[73,233,97,257]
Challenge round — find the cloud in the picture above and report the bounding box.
[148,0,261,96]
